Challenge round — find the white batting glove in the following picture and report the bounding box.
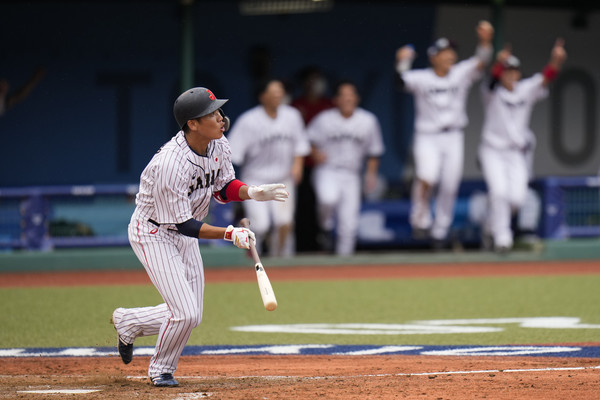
[224,225,256,250]
[247,183,289,202]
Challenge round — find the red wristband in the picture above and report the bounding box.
[543,64,558,82]
[491,62,504,80]
[213,179,247,203]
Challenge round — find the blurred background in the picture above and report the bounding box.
[1,0,599,254]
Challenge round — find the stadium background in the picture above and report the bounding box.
[1,0,599,251]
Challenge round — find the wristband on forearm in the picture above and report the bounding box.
[213,179,247,203]
[543,64,559,82]
[491,62,504,80]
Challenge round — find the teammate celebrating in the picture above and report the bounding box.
[111,87,288,387]
[227,79,310,257]
[479,39,567,252]
[395,21,494,248]
[307,80,384,256]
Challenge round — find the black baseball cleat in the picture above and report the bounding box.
[151,373,179,387]
[117,338,133,364]
[111,308,133,364]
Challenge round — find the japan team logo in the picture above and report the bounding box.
[206,89,216,101]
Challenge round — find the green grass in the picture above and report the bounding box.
[1,275,600,348]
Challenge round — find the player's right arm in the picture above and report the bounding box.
[485,46,512,92]
[197,222,255,250]
[394,45,417,91]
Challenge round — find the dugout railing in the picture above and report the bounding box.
[0,177,599,251]
[0,184,233,251]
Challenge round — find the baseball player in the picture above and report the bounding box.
[111,87,289,387]
[227,78,310,257]
[479,39,567,252]
[395,21,494,248]
[307,80,384,256]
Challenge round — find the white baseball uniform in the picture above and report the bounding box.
[479,73,548,249]
[113,131,236,378]
[227,104,310,256]
[400,57,482,240]
[307,107,384,255]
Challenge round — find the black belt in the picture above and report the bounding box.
[148,219,179,233]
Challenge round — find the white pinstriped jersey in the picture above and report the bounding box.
[307,107,384,174]
[480,73,548,150]
[227,104,310,183]
[131,131,235,226]
[401,57,481,134]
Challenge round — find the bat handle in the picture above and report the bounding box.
[239,218,261,264]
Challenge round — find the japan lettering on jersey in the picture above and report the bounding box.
[307,107,384,173]
[132,132,235,225]
[401,57,481,134]
[481,73,548,150]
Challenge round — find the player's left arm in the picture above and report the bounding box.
[291,155,305,185]
[214,179,288,203]
[542,38,567,87]
[290,111,310,185]
[474,20,494,71]
[364,156,380,194]
[364,117,385,194]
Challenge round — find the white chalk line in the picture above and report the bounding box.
[17,389,101,394]
[2,365,599,383]
[126,364,600,380]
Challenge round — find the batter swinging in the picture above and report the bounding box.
[111,87,288,387]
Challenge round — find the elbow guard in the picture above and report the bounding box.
[176,218,204,238]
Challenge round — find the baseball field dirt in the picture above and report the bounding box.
[1,260,599,399]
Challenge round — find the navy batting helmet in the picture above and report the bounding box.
[173,87,228,129]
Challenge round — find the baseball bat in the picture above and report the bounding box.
[240,218,278,311]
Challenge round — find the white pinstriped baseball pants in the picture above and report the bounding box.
[115,219,204,377]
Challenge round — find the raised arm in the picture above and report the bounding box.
[394,44,417,91]
[395,45,417,75]
[487,44,513,90]
[542,38,567,87]
[475,20,494,70]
